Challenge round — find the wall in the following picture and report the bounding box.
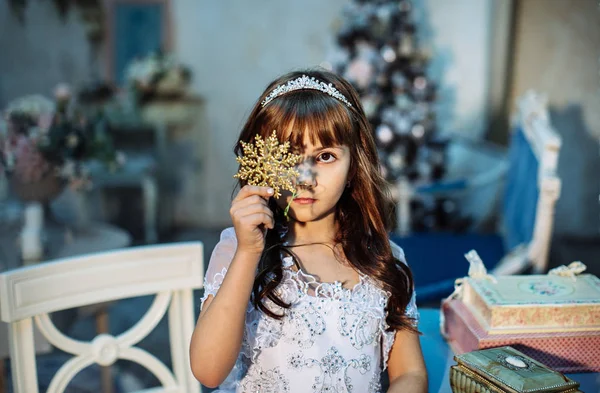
[510,0,600,236]
[173,0,496,227]
[0,0,497,228]
[0,2,92,106]
[172,0,347,226]
[416,0,494,139]
[510,0,600,141]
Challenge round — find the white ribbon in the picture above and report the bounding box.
[440,250,498,338]
[548,261,587,281]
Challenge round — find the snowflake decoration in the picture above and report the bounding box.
[234,130,301,199]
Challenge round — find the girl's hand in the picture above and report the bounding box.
[230,185,275,256]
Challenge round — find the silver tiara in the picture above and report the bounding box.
[261,75,352,108]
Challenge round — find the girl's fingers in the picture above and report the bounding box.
[233,204,273,223]
[233,185,274,203]
[240,212,275,230]
[230,198,271,222]
[231,194,269,212]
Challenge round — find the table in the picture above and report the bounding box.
[419,309,600,393]
[138,96,211,228]
[0,220,131,270]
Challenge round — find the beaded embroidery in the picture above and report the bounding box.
[201,228,419,393]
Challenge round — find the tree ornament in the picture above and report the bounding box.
[233,130,302,219]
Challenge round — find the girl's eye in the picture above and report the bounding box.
[317,152,336,163]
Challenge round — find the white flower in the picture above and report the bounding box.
[124,52,188,89]
[66,133,79,148]
[115,151,127,166]
[5,95,55,119]
[59,160,76,178]
[53,83,72,101]
[28,126,41,139]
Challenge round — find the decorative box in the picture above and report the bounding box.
[441,254,600,373]
[460,273,600,334]
[450,346,582,393]
[442,298,600,373]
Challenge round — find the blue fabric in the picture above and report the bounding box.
[418,309,454,393]
[389,127,540,304]
[114,4,164,84]
[390,233,504,303]
[502,127,539,250]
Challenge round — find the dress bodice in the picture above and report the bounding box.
[200,228,419,393]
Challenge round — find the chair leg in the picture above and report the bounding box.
[8,319,39,393]
[142,176,158,244]
[395,177,413,236]
[96,309,113,393]
[169,290,202,392]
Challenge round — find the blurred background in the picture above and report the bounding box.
[2,0,600,302]
[0,0,599,391]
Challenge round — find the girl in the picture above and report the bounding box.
[190,69,427,393]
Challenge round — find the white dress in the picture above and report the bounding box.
[200,228,419,393]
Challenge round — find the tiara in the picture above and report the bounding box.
[261,75,352,108]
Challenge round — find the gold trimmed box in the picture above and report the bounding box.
[450,347,582,393]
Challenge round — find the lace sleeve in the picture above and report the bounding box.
[390,240,419,325]
[200,227,238,309]
[382,239,420,370]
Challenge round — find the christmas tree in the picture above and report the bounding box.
[328,0,470,234]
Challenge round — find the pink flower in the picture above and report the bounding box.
[12,136,51,183]
[37,113,54,133]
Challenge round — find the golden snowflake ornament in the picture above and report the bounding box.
[234,130,301,199]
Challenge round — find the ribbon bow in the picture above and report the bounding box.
[548,261,587,281]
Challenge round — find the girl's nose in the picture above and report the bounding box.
[295,161,317,188]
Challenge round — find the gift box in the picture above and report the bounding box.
[442,298,600,373]
[461,273,600,333]
[441,254,600,373]
[450,346,582,393]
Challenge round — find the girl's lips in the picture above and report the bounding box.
[293,198,316,205]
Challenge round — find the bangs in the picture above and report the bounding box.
[257,91,355,150]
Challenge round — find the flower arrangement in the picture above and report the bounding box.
[234,131,302,218]
[0,86,123,201]
[125,51,192,103]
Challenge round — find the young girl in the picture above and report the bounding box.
[190,69,427,393]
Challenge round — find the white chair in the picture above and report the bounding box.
[0,242,204,393]
[493,90,562,274]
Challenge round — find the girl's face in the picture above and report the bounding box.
[275,132,351,224]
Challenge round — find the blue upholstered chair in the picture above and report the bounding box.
[496,91,562,275]
[392,91,562,303]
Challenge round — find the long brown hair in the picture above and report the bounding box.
[234,69,416,332]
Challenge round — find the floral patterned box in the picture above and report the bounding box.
[461,274,600,333]
[442,298,600,373]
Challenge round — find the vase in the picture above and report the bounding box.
[9,173,65,204]
[9,173,67,232]
[9,174,69,264]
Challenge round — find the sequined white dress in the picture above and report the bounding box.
[200,228,419,393]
